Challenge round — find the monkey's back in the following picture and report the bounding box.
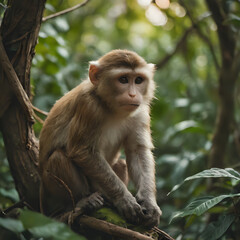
[38,80,95,174]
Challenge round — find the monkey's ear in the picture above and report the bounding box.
[89,61,99,86]
[147,63,156,72]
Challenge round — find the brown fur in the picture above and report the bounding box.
[39,50,161,227]
[96,49,147,76]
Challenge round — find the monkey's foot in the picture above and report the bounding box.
[68,192,104,225]
[76,192,104,211]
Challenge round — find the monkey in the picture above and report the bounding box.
[38,49,162,228]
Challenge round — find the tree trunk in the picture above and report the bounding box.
[0,0,46,210]
[206,0,240,168]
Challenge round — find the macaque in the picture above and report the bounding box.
[39,49,162,228]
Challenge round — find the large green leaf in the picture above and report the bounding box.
[169,168,240,194]
[0,188,19,202]
[185,168,240,181]
[0,217,24,233]
[20,210,86,240]
[170,193,240,222]
[163,120,207,143]
[200,214,235,240]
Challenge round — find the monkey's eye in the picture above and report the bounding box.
[118,76,128,84]
[135,76,144,84]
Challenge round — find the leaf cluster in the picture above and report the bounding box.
[169,168,240,240]
[0,210,85,240]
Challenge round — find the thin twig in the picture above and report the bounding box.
[153,226,175,240]
[0,36,34,123]
[5,31,30,46]
[33,111,45,124]
[179,0,220,71]
[156,12,212,70]
[49,172,76,210]
[42,0,90,22]
[3,199,25,214]
[156,25,194,69]
[32,104,48,116]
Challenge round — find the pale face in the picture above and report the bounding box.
[89,61,155,115]
[108,67,152,113]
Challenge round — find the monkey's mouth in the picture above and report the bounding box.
[121,103,140,111]
[129,103,139,107]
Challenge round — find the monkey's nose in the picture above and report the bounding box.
[128,93,136,98]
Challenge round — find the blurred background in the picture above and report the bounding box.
[1,0,240,239]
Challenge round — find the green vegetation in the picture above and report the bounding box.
[0,0,240,239]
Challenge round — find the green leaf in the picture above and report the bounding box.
[20,210,86,240]
[174,98,190,107]
[0,188,19,202]
[224,13,240,27]
[170,193,240,222]
[163,120,207,143]
[0,217,24,233]
[174,120,201,132]
[200,214,235,240]
[168,168,240,195]
[185,168,240,181]
[54,18,70,32]
[225,168,240,179]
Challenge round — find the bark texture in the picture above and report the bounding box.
[206,0,240,168]
[0,0,46,210]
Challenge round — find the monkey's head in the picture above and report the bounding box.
[89,49,156,114]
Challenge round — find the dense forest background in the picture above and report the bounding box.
[0,0,240,239]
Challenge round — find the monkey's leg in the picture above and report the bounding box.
[40,149,92,217]
[112,158,129,186]
[59,192,104,225]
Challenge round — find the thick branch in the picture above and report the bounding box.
[42,0,90,22]
[0,0,45,210]
[79,215,153,240]
[0,37,34,123]
[206,0,235,62]
[204,0,239,167]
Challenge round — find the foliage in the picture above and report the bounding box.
[91,207,127,227]
[1,0,240,239]
[169,168,240,240]
[0,209,86,240]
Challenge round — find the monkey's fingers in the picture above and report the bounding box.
[120,202,144,225]
[142,214,159,229]
[141,207,161,228]
[87,192,104,210]
[68,211,74,225]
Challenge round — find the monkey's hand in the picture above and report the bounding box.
[136,197,162,228]
[76,192,104,213]
[66,192,104,225]
[114,193,144,224]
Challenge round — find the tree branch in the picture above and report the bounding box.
[206,0,235,62]
[33,111,45,124]
[42,0,90,22]
[0,36,34,123]
[204,0,239,168]
[179,0,220,71]
[0,0,44,209]
[156,25,194,69]
[79,215,153,240]
[32,105,48,116]
[32,105,48,124]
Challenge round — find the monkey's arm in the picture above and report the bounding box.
[125,128,162,227]
[68,143,144,224]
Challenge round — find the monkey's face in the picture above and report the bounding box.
[113,70,147,113]
[97,67,154,114]
[89,50,156,114]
